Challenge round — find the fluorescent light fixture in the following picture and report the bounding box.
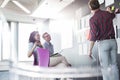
[12,0,31,13]
[1,0,10,8]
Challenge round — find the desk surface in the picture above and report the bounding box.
[9,62,102,78]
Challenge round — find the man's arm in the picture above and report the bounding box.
[88,19,97,58]
[89,41,95,58]
[43,43,47,49]
[106,7,120,19]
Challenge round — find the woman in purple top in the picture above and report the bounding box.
[27,31,43,65]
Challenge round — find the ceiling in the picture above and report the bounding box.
[0,0,41,14]
[0,0,90,18]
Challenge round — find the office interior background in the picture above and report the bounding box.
[0,0,120,80]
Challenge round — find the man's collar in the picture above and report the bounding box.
[45,41,51,45]
[92,9,100,14]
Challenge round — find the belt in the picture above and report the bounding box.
[97,36,115,42]
[104,36,115,40]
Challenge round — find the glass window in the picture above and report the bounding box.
[49,19,73,50]
[77,15,91,55]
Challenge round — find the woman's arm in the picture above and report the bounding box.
[28,47,35,57]
[27,42,37,57]
[28,41,43,57]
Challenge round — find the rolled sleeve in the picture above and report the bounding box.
[28,42,34,51]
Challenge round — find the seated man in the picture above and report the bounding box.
[42,32,71,67]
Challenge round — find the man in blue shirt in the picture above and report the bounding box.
[42,32,71,67]
[42,32,60,57]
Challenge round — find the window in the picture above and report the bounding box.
[49,19,73,51]
[77,15,91,55]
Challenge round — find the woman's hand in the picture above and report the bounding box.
[33,41,38,48]
[34,41,43,47]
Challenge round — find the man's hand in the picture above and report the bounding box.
[115,8,120,14]
[89,50,92,59]
[106,7,112,13]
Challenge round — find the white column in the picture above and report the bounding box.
[10,22,18,65]
[0,19,2,61]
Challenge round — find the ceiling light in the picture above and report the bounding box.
[12,0,31,13]
[1,0,10,8]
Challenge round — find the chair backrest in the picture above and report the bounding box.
[37,48,50,67]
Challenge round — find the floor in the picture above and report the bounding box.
[0,71,9,80]
[0,71,103,80]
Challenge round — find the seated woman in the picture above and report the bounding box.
[27,31,71,67]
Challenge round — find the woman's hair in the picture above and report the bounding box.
[88,0,100,10]
[29,31,39,43]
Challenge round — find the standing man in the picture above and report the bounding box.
[88,0,119,80]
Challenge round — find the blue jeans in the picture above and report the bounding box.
[97,39,119,80]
